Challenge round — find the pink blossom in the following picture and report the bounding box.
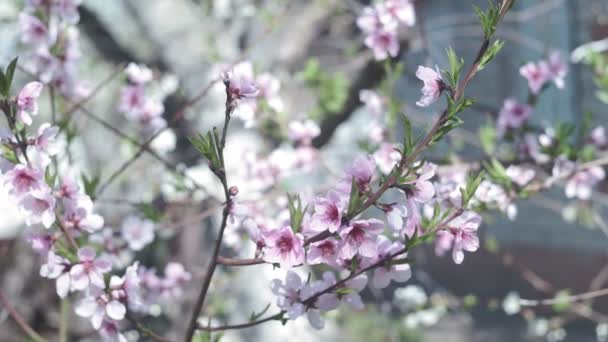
[519,61,550,94]
[70,247,112,291]
[497,98,532,134]
[311,272,368,311]
[20,187,56,228]
[339,218,384,259]
[39,251,72,298]
[121,216,155,251]
[311,191,346,233]
[373,143,401,175]
[364,27,400,61]
[99,320,127,342]
[109,262,142,310]
[256,72,284,112]
[288,120,320,146]
[359,89,384,117]
[224,62,259,100]
[436,211,481,264]
[403,198,424,238]
[384,0,416,26]
[75,289,126,330]
[547,51,568,89]
[4,164,44,195]
[19,13,55,47]
[271,271,307,319]
[506,165,535,187]
[307,238,340,266]
[16,81,44,126]
[588,126,607,150]
[51,0,82,24]
[25,230,55,255]
[565,166,605,200]
[357,6,393,33]
[340,155,376,193]
[415,66,444,107]
[125,63,153,84]
[118,84,145,114]
[371,237,411,288]
[62,200,104,234]
[263,226,305,268]
[34,123,60,156]
[402,162,436,203]
[385,204,408,232]
[159,262,192,298]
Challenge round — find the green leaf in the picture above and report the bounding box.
[478,122,497,155]
[460,171,485,207]
[478,40,504,70]
[82,173,101,198]
[136,202,163,223]
[401,113,414,155]
[5,57,18,92]
[346,177,363,217]
[0,70,7,98]
[445,47,464,88]
[249,303,271,322]
[287,194,308,233]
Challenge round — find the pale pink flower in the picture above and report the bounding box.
[4,164,44,195]
[339,218,384,259]
[118,85,145,114]
[40,251,72,298]
[506,165,535,187]
[340,155,376,193]
[25,230,55,255]
[125,63,153,84]
[121,216,155,251]
[19,13,55,47]
[271,271,306,319]
[70,247,112,291]
[312,272,368,310]
[402,162,436,203]
[519,61,550,94]
[159,262,191,298]
[62,200,104,234]
[108,262,142,310]
[256,72,284,112]
[311,191,346,233]
[263,226,305,268]
[20,187,56,228]
[359,89,384,117]
[364,27,400,61]
[373,143,401,175]
[288,120,320,146]
[385,204,408,232]
[436,211,481,264]
[565,166,605,200]
[16,81,44,126]
[547,51,568,89]
[307,238,340,266]
[357,6,393,33]
[99,320,127,342]
[34,123,60,156]
[415,66,444,107]
[497,98,532,134]
[403,198,423,238]
[372,237,411,288]
[588,126,607,150]
[384,0,416,26]
[75,290,126,330]
[51,0,82,24]
[224,61,259,100]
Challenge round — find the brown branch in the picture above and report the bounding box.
[0,289,48,342]
[197,312,284,332]
[183,81,235,342]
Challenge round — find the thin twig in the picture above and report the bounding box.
[0,289,48,342]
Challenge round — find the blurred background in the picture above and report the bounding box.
[1,0,608,341]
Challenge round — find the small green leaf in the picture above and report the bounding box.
[5,57,18,92]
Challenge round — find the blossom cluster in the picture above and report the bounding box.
[2,76,190,340]
[357,0,416,60]
[19,0,87,98]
